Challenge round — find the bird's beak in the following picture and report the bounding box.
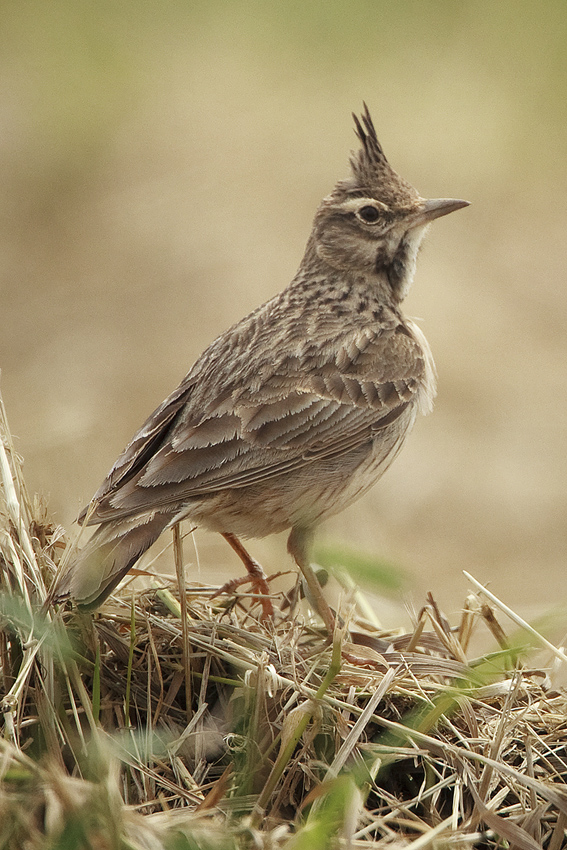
[411,197,470,227]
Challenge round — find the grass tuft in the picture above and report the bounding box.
[1,386,567,848]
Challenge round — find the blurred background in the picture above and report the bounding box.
[2,1,566,625]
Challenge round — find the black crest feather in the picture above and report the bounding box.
[334,103,419,203]
[352,102,388,168]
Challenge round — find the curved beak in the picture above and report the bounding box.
[412,197,470,227]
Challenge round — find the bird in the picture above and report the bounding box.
[50,104,469,630]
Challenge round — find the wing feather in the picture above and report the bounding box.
[83,321,431,524]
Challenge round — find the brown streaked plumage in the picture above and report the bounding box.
[50,105,469,628]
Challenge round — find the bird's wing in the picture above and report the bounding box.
[79,378,195,523]
[84,324,432,523]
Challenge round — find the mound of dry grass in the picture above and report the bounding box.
[1,387,567,849]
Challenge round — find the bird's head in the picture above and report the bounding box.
[312,104,469,301]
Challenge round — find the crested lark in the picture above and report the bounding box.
[51,105,468,629]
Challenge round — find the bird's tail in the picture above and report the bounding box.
[48,512,171,610]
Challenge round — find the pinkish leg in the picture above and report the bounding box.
[216,532,274,620]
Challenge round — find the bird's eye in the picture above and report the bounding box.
[357,205,381,224]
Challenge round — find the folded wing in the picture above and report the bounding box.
[83,323,431,524]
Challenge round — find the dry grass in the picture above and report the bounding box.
[1,387,567,850]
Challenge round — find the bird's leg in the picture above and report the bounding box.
[216,532,274,620]
[287,526,336,634]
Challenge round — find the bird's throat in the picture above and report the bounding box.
[381,225,427,302]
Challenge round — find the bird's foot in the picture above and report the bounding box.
[215,565,274,620]
[218,532,275,620]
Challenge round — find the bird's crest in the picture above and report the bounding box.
[350,103,390,184]
[333,103,418,204]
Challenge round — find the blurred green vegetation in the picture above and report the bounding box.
[314,543,407,595]
[3,0,567,194]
